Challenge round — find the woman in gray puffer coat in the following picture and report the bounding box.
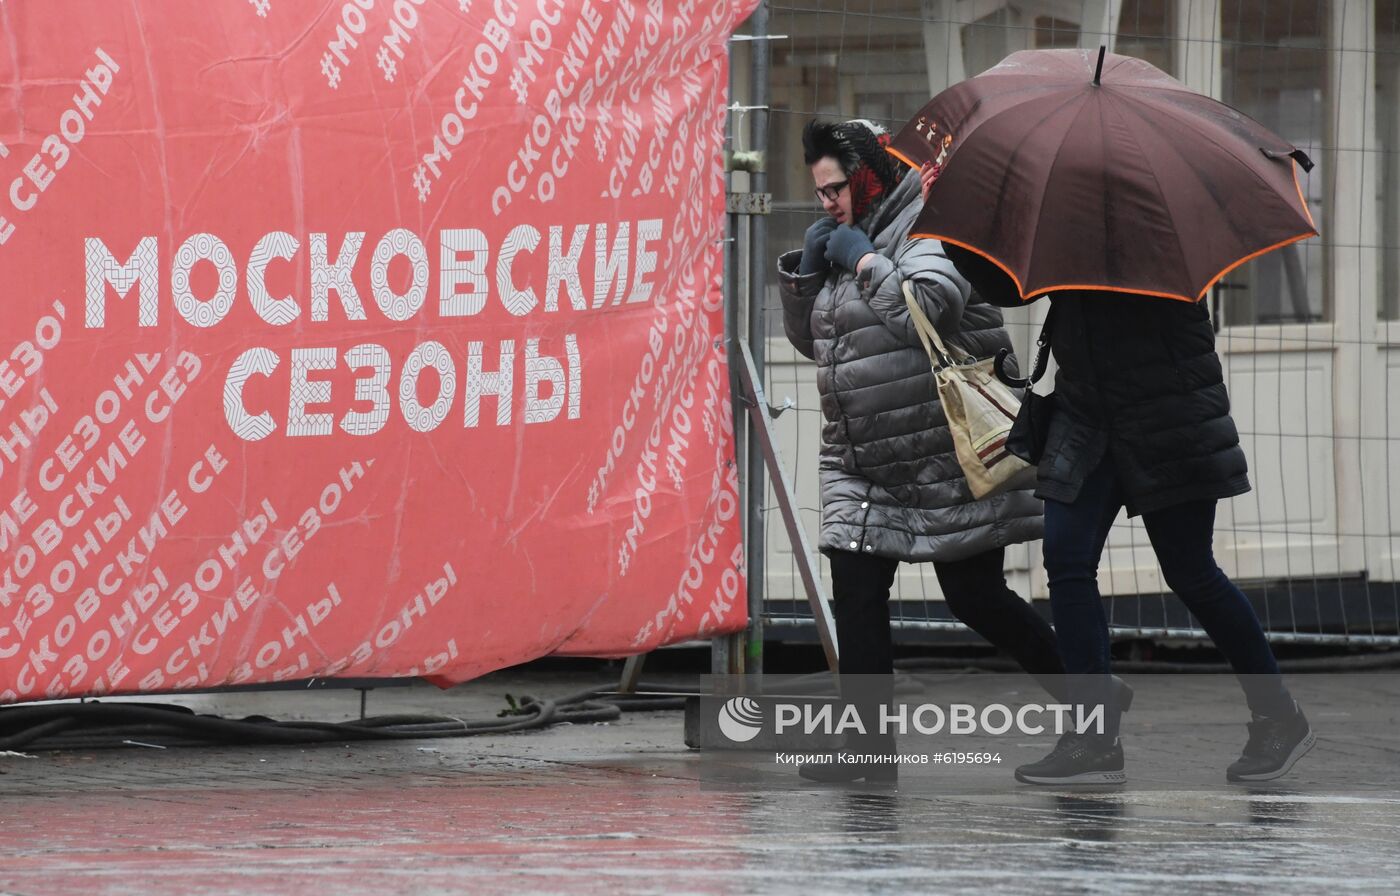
[777,119,1063,783]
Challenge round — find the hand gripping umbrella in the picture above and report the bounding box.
[891,47,1318,304]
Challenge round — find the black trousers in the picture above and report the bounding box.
[828,547,1066,703]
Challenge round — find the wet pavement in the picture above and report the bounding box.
[2,668,1398,895]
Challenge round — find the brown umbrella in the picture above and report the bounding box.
[891,47,1318,304]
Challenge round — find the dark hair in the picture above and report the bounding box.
[801,119,903,193]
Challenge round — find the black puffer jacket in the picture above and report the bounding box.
[946,245,1249,516]
[777,172,1043,562]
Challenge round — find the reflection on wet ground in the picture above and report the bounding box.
[1,672,1396,894]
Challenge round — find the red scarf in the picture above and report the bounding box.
[848,131,894,219]
[849,165,885,220]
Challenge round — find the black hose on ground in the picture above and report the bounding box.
[0,670,894,753]
[0,687,650,753]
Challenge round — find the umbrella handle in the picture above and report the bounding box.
[993,349,1028,389]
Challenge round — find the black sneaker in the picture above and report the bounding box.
[1226,703,1315,783]
[799,734,898,785]
[1015,733,1126,785]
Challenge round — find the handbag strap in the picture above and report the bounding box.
[902,280,970,369]
[1026,303,1057,385]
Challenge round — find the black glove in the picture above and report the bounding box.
[825,224,875,272]
[799,217,838,276]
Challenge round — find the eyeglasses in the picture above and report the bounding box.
[813,180,849,203]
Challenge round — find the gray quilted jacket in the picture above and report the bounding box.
[777,171,1044,562]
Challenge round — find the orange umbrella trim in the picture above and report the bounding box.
[913,231,1320,305]
[1291,164,1317,232]
[909,234,1032,301]
[885,145,921,171]
[1194,230,1318,302]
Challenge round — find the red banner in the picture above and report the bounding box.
[0,0,752,703]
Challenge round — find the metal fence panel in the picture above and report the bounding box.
[738,0,1400,646]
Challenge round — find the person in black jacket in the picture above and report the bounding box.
[931,169,1315,785]
[941,236,1315,785]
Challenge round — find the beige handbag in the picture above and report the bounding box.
[902,281,1036,499]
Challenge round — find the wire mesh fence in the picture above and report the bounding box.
[734,0,1400,646]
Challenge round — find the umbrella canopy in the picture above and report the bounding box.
[891,48,1318,304]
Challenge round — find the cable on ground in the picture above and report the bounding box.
[0,687,683,753]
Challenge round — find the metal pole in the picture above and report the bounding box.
[736,341,839,672]
[744,1,771,681]
[714,41,743,678]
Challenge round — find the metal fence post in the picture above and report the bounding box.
[716,31,745,678]
[744,1,771,681]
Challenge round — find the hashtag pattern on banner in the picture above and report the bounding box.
[0,0,756,705]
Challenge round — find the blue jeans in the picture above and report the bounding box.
[1044,455,1293,739]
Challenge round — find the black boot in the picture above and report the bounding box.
[1112,676,1134,713]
